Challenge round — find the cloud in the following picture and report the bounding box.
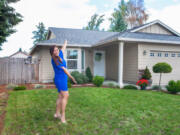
[0,0,97,57]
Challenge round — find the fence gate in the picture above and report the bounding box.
[0,57,39,85]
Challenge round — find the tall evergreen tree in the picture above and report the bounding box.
[32,22,48,45]
[83,14,105,31]
[0,0,22,51]
[109,0,127,32]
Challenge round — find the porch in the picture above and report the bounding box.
[92,41,139,88]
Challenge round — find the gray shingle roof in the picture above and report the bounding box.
[38,27,118,46]
[37,20,180,48]
[98,32,180,44]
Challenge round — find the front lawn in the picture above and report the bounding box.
[2,87,180,135]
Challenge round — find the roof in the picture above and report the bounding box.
[94,32,180,47]
[29,20,180,55]
[38,27,118,46]
[9,50,29,58]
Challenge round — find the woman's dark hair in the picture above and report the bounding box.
[49,45,62,65]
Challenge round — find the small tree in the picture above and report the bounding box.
[141,66,152,80]
[153,62,172,90]
[85,67,93,82]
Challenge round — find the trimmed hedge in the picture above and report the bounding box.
[123,85,138,90]
[13,85,26,91]
[92,76,104,87]
[166,80,180,94]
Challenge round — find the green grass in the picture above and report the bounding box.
[2,87,180,135]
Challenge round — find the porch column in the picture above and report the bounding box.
[118,41,124,88]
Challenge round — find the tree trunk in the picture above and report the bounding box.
[159,73,162,90]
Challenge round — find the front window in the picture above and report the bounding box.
[66,50,78,69]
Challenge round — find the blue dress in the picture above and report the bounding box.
[51,49,68,92]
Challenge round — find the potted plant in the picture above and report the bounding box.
[141,66,152,86]
[136,79,149,90]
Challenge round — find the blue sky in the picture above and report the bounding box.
[0,0,180,57]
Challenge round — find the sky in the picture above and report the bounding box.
[0,0,180,57]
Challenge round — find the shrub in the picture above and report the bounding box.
[93,76,104,87]
[123,85,138,90]
[6,83,18,90]
[116,85,120,88]
[13,85,26,91]
[142,66,152,80]
[151,85,162,90]
[80,73,89,83]
[70,71,89,84]
[153,62,172,90]
[85,67,93,82]
[166,80,180,94]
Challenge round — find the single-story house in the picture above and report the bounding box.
[29,19,180,87]
[9,48,29,58]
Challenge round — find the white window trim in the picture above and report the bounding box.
[65,48,81,72]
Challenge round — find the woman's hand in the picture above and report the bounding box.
[71,76,77,84]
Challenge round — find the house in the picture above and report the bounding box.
[9,48,29,58]
[29,20,180,87]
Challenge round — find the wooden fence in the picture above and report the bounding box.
[0,57,40,85]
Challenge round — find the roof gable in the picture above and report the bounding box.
[130,20,180,36]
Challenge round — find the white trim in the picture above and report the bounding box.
[29,43,91,55]
[118,42,124,88]
[118,37,180,44]
[36,43,91,47]
[130,20,180,37]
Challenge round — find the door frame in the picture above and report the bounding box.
[93,50,106,78]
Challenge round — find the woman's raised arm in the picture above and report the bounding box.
[61,40,67,54]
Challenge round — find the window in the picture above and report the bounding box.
[81,49,85,69]
[165,53,168,57]
[157,53,161,57]
[150,53,154,57]
[66,50,78,69]
[178,53,180,57]
[171,53,176,57]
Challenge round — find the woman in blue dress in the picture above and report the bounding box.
[49,40,77,123]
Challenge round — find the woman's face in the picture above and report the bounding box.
[53,47,59,56]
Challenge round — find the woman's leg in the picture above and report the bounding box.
[55,92,62,116]
[60,91,69,122]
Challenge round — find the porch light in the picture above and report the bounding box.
[143,50,147,56]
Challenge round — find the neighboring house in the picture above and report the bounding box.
[9,48,29,58]
[29,19,180,87]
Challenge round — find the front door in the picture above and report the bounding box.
[93,50,105,77]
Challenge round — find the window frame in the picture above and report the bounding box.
[66,49,78,69]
